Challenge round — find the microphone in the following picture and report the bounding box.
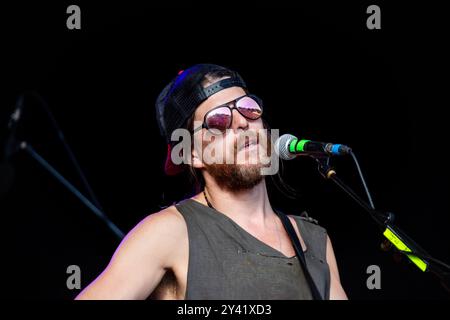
[275,134,352,160]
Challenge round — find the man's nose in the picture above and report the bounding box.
[230,108,249,132]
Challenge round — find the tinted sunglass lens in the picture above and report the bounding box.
[205,106,232,131]
[237,96,262,120]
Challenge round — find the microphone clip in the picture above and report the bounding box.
[314,156,335,180]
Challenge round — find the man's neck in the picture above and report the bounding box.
[193,179,275,228]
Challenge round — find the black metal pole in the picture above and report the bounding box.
[314,156,450,293]
[20,141,125,240]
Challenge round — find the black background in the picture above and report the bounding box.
[2,1,449,300]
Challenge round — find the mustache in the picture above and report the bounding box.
[200,129,272,155]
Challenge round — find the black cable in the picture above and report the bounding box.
[350,151,375,210]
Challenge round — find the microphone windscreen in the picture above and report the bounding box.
[275,134,297,160]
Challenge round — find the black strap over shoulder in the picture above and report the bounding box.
[276,210,324,300]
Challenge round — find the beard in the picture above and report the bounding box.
[204,162,264,192]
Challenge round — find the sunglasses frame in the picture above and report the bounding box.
[192,94,263,134]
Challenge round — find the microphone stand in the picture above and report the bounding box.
[29,92,106,215]
[18,141,125,240]
[314,156,450,294]
[5,92,124,240]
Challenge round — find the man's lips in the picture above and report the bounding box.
[238,140,258,152]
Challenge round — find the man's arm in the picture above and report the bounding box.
[75,207,186,300]
[326,235,348,300]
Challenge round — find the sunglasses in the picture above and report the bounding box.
[193,94,263,133]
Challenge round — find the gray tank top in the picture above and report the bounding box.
[175,199,330,300]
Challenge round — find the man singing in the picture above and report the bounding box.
[76,64,348,300]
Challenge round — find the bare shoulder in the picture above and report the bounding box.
[137,205,186,236]
[125,205,187,263]
[75,205,188,299]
